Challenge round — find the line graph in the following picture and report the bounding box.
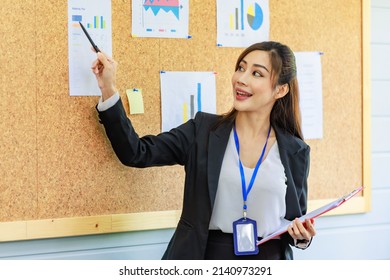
[143,0,181,20]
[132,0,189,38]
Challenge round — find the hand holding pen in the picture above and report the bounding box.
[91,52,117,101]
[79,21,117,100]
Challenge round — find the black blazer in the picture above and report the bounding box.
[98,99,310,260]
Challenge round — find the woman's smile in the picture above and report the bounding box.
[235,87,253,101]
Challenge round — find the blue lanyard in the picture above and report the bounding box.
[233,123,271,218]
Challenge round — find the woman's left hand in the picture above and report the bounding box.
[287,218,316,241]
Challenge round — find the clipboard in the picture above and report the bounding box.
[257,186,364,246]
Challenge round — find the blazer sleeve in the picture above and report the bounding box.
[284,144,311,248]
[97,99,196,168]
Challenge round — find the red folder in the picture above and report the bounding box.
[257,186,364,246]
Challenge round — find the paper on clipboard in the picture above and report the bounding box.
[257,186,364,246]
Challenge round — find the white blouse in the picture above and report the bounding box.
[209,129,288,238]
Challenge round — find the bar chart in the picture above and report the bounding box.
[71,15,107,29]
[182,83,202,123]
[217,0,269,47]
[229,0,264,31]
[160,71,216,132]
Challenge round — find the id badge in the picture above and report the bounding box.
[232,218,259,256]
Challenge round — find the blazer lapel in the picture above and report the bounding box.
[274,126,308,219]
[207,121,233,210]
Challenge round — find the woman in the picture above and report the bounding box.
[93,41,316,260]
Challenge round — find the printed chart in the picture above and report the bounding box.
[132,0,189,38]
[295,52,323,139]
[217,0,269,47]
[160,71,216,132]
[68,0,112,96]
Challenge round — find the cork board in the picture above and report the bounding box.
[0,0,370,238]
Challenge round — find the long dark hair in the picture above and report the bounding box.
[220,41,303,140]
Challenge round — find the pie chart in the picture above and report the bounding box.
[247,3,263,30]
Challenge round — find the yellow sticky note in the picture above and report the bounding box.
[126,88,144,114]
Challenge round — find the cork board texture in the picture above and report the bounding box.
[0,0,366,223]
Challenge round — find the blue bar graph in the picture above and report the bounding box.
[197,83,202,112]
[240,0,244,30]
[82,16,107,29]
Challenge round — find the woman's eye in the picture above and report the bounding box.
[238,66,245,72]
[253,71,262,77]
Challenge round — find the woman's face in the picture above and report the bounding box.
[231,50,279,115]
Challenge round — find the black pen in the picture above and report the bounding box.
[79,21,101,53]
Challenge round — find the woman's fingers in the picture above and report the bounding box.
[304,218,316,237]
[91,59,101,74]
[288,218,316,240]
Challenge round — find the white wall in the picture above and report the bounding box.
[0,0,389,260]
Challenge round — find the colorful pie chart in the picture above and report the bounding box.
[247,3,263,30]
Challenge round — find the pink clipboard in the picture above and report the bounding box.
[257,186,364,246]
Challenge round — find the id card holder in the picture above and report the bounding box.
[233,217,259,256]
